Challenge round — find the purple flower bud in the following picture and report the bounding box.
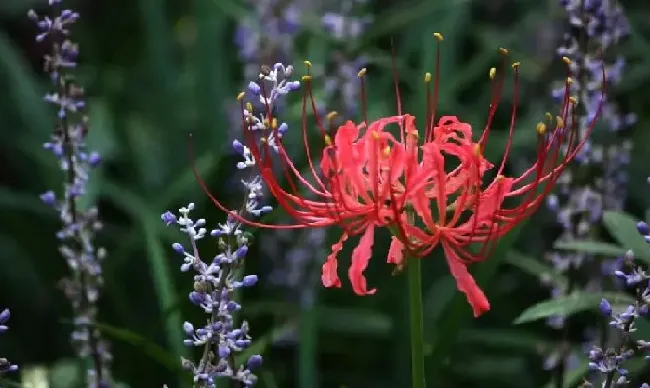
[247,355,263,370]
[242,275,258,287]
[232,140,245,155]
[161,211,177,225]
[234,246,248,260]
[189,291,205,306]
[172,243,184,254]
[0,308,9,324]
[277,122,288,135]
[88,151,101,167]
[218,345,230,358]
[599,298,612,316]
[182,321,194,335]
[226,301,240,312]
[40,190,57,206]
[248,81,261,95]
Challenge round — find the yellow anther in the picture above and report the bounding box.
[260,137,267,144]
[569,96,578,105]
[326,111,338,121]
[357,68,367,77]
[536,122,547,135]
[424,72,432,82]
[263,118,270,127]
[567,77,574,85]
[301,75,312,81]
[271,117,278,129]
[496,174,505,181]
[562,56,571,65]
[473,143,481,157]
[512,62,520,69]
[324,134,332,146]
[555,116,564,129]
[545,112,552,123]
[409,130,419,138]
[499,47,509,55]
[489,67,496,80]
[236,92,245,101]
[372,131,380,140]
[433,32,444,41]
[383,146,391,157]
[304,60,312,68]
[245,102,253,112]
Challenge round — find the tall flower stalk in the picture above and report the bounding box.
[30,1,111,386]
[168,63,300,387]
[543,0,633,383]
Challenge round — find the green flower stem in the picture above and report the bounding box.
[407,254,426,388]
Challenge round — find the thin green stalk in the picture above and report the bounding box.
[407,255,426,388]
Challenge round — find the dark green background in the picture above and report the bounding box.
[1,0,650,387]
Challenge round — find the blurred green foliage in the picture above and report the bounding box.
[1,0,650,387]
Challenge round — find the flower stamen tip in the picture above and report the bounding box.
[536,122,547,135]
[424,72,432,83]
[324,134,332,146]
[357,68,367,77]
[433,32,444,41]
[562,56,571,65]
[326,111,338,121]
[236,92,245,101]
[555,116,565,129]
[499,47,509,55]
[569,96,578,105]
[489,67,496,80]
[303,60,312,68]
[511,61,520,69]
[301,75,312,81]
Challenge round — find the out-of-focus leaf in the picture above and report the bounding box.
[457,328,544,352]
[92,321,183,374]
[514,291,634,324]
[602,210,650,263]
[317,307,393,337]
[504,251,567,287]
[48,360,81,388]
[234,321,297,366]
[101,182,186,364]
[552,240,628,257]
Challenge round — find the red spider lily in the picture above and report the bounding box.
[192,33,605,317]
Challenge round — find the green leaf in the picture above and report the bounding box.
[92,321,183,374]
[101,182,187,364]
[552,240,628,257]
[513,291,635,324]
[602,210,650,263]
[504,250,568,288]
[317,307,393,337]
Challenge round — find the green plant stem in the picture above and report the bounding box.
[407,255,426,388]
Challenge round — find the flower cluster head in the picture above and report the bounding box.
[162,204,262,387]
[195,34,605,317]
[0,308,18,377]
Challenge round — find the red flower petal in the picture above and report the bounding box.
[348,226,377,295]
[442,242,490,317]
